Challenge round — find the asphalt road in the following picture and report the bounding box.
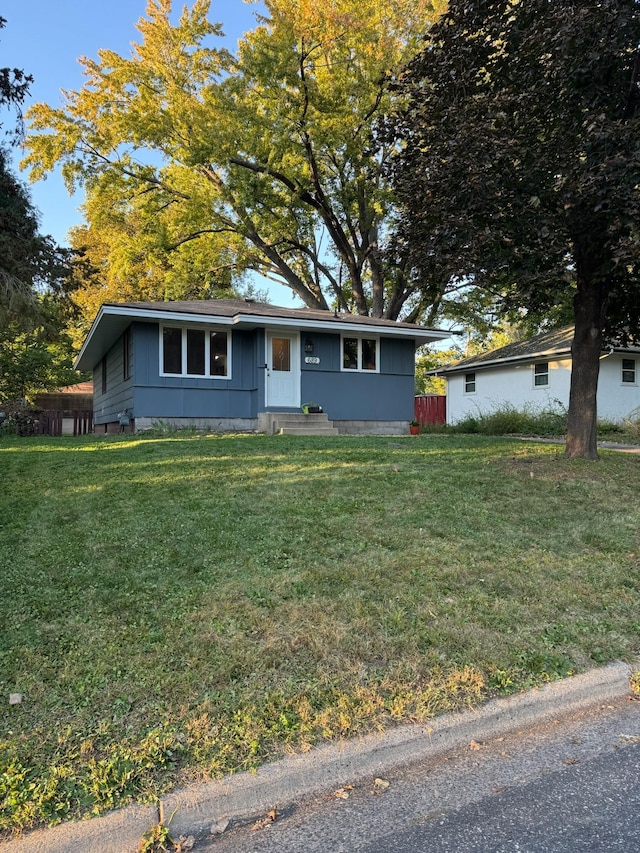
[358,742,640,852]
[196,697,639,853]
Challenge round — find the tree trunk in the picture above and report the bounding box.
[565,261,608,460]
[565,322,601,459]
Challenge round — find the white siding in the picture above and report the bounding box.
[445,354,640,425]
[597,354,640,422]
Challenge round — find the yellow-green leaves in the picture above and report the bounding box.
[22,0,445,321]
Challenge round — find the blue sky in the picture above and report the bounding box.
[3,1,263,242]
[2,0,300,304]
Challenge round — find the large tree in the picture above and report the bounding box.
[390,0,640,459]
[0,15,32,140]
[1,14,38,326]
[0,305,82,402]
[0,147,82,393]
[1,15,80,392]
[0,146,78,332]
[22,0,446,324]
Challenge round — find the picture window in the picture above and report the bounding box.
[161,326,229,378]
[342,336,378,372]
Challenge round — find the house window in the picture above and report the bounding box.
[161,326,230,378]
[342,336,378,372]
[534,362,549,387]
[622,358,636,384]
[123,328,131,381]
[186,328,206,375]
[464,372,476,393]
[101,356,107,394]
[210,331,228,376]
[163,327,182,374]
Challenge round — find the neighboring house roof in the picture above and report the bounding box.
[433,326,640,377]
[54,382,94,394]
[75,299,453,372]
[33,382,94,411]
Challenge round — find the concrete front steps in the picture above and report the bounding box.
[258,412,339,436]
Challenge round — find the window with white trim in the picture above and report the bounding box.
[160,326,230,378]
[464,372,476,393]
[622,358,636,384]
[342,336,378,372]
[534,362,549,387]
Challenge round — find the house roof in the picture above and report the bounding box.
[75,299,454,371]
[55,382,94,394]
[433,325,640,376]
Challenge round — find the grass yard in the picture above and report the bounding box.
[1,432,639,833]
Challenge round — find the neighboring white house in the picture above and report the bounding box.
[433,327,640,425]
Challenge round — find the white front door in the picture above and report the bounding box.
[265,331,300,408]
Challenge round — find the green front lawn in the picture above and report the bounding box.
[1,432,639,833]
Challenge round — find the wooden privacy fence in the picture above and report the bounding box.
[414,395,446,425]
[73,410,93,435]
[40,410,63,437]
[38,410,93,437]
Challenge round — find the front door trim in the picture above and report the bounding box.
[265,330,300,408]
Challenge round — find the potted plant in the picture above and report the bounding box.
[409,420,420,435]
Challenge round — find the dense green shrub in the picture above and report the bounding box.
[451,403,567,436]
[446,403,640,440]
[0,400,43,436]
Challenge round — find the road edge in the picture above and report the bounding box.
[3,661,633,852]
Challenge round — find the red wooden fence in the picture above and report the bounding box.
[414,395,446,425]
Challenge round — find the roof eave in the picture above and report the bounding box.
[75,303,454,371]
[234,311,453,343]
[432,347,573,376]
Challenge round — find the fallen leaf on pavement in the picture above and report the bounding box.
[334,785,354,799]
[371,778,390,795]
[564,757,579,765]
[251,808,277,830]
[469,740,484,751]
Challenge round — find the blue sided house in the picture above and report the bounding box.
[74,299,451,434]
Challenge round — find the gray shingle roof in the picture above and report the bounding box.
[436,326,575,375]
[76,298,453,372]
[106,299,439,333]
